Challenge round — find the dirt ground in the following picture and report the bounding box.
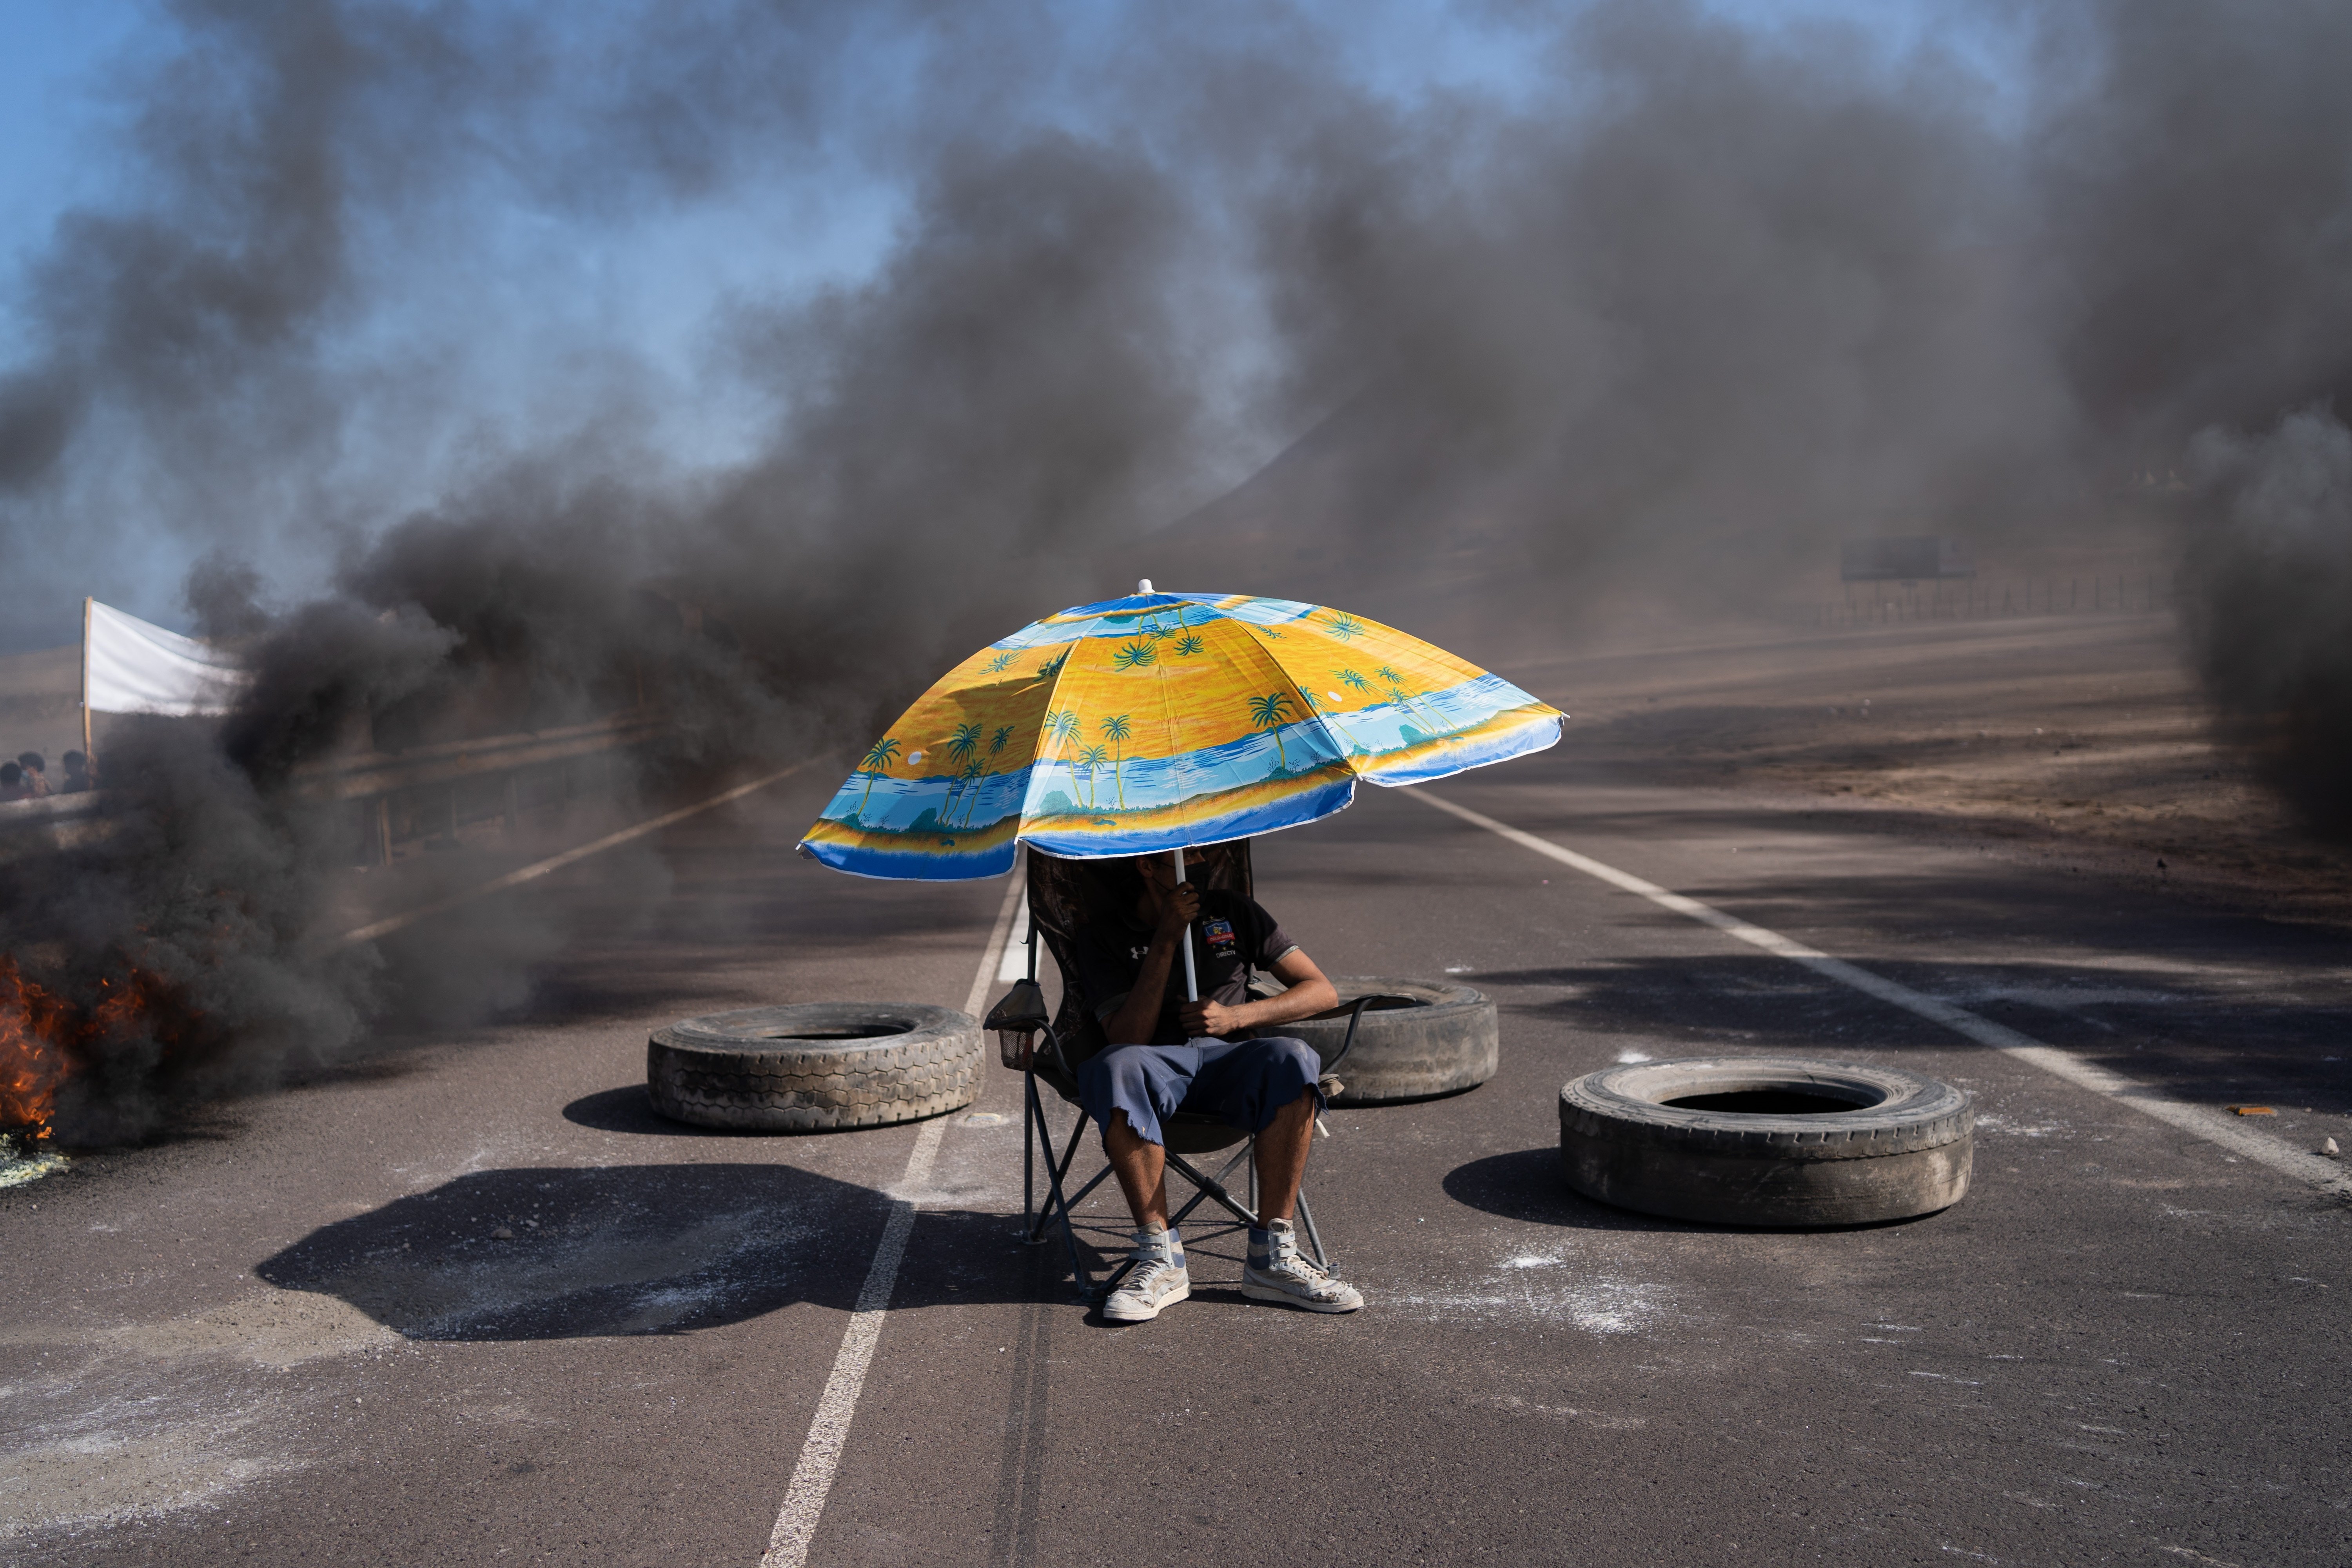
[1494,604,2352,930]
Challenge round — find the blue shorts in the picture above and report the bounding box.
[1077,1036,1323,1147]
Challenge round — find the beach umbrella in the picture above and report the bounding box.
[799,582,1563,882]
[802,582,1565,1005]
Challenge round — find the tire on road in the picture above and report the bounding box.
[1274,977,1499,1105]
[1558,1057,1972,1226]
[648,1002,981,1132]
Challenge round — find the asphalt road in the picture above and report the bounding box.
[4,746,2347,1567]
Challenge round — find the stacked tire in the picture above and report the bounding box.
[648,1002,980,1132]
[1277,977,1499,1105]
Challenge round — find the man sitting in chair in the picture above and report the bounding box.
[1073,851,1367,1323]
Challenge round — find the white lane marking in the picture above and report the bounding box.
[967,861,1028,1016]
[759,1118,944,1568]
[339,763,806,946]
[760,863,1027,1568]
[995,897,1033,982]
[1409,789,2352,1201]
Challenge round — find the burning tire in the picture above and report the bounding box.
[1558,1057,1971,1227]
[1276,977,1498,1105]
[648,1003,980,1132]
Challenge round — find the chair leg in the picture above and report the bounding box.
[1163,1151,1260,1230]
[1022,1084,1093,1296]
[1060,1162,1117,1212]
[1100,1143,1256,1301]
[1026,1101,1089,1246]
[1020,1073,1082,1244]
[1021,1069,1036,1238]
[1027,1119,1292,1305]
[1294,1188,1329,1270]
[1048,1112,1087,1210]
[1165,1144,1254,1232]
[1216,1142,1253,1189]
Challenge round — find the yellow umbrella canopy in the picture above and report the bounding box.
[799,586,1564,880]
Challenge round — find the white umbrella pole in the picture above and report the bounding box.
[1173,846,1198,1002]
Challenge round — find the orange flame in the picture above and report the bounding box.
[1,959,184,1143]
[0,959,73,1142]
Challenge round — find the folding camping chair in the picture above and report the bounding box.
[982,840,1368,1302]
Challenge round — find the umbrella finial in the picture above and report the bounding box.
[1136,578,1153,595]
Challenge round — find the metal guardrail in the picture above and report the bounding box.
[0,709,671,867]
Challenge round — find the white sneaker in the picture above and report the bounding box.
[1102,1225,1190,1323]
[1242,1219,1363,1313]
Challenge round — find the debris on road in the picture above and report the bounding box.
[2322,1137,2341,1158]
[2226,1105,2276,1116]
[0,1132,66,1188]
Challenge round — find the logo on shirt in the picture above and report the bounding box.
[1201,917,1238,957]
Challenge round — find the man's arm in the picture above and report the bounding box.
[1177,946,1338,1039]
[1101,882,1200,1046]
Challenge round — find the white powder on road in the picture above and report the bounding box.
[1387,1246,1673,1334]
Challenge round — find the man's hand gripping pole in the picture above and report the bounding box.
[1173,846,1198,1002]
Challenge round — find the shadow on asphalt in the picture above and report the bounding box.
[561,1085,1009,1139]
[1443,1147,1722,1232]
[254,1162,1099,1340]
[254,1163,900,1340]
[561,1085,729,1136]
[1440,1147,1953,1235]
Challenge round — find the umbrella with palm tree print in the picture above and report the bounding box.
[799,583,1564,882]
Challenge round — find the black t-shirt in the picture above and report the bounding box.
[1072,890,1301,1046]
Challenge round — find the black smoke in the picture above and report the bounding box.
[2183,410,2352,834]
[8,0,2352,1140]
[2039,0,2352,835]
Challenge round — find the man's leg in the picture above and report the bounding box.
[1183,1036,1361,1314]
[1076,1047,1196,1323]
[1181,1036,1323,1222]
[1250,1094,1315,1223]
[1078,1045,1194,1228]
[1103,1109,1171,1229]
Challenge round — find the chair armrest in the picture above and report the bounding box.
[1325,996,1373,1076]
[1039,1020,1079,1079]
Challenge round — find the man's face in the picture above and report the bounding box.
[1135,853,1178,897]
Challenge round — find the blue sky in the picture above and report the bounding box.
[0,4,147,358]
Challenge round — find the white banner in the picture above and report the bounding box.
[84,599,249,716]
